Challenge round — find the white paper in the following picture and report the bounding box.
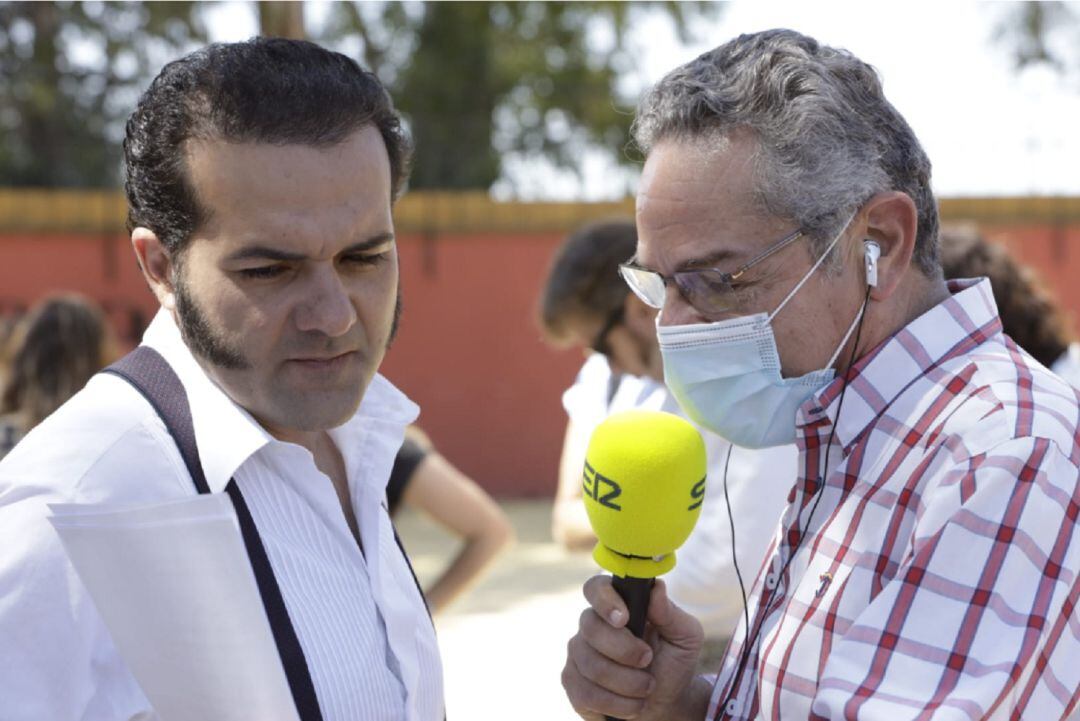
[48,494,301,721]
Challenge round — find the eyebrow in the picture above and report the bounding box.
[677,249,739,272]
[627,249,740,274]
[225,232,396,263]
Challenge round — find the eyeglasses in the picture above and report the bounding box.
[618,228,805,316]
[589,305,624,357]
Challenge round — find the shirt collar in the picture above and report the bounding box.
[797,277,1003,453]
[141,310,273,493]
[141,309,419,494]
[328,373,419,494]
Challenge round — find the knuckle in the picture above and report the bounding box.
[583,573,612,604]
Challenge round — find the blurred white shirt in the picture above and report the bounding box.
[0,310,444,721]
[563,354,798,638]
[1051,341,1080,388]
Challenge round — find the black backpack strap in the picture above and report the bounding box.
[102,346,324,721]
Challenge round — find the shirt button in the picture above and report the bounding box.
[765,572,778,590]
[725,699,740,717]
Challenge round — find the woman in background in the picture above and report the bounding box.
[387,426,515,614]
[940,225,1080,386]
[0,295,117,459]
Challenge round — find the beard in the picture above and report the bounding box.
[174,275,251,370]
[173,272,403,370]
[387,288,402,350]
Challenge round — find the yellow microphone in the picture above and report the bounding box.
[582,410,707,655]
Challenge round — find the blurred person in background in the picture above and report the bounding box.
[539,219,798,661]
[0,294,117,460]
[940,224,1080,387]
[0,38,444,721]
[0,313,16,390]
[387,425,515,614]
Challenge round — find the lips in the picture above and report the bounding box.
[286,351,358,370]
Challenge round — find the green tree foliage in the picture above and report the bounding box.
[993,1,1080,74]
[315,1,721,190]
[0,1,718,191]
[0,1,207,188]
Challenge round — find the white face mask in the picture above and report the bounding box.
[658,220,865,449]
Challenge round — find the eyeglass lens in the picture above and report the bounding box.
[620,264,738,315]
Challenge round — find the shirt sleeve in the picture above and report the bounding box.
[0,498,156,720]
[812,436,1080,720]
[561,354,614,426]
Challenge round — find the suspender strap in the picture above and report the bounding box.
[103,346,324,721]
[224,480,323,720]
[105,349,211,495]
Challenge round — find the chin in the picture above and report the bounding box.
[269,386,366,432]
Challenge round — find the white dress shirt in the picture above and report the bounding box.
[0,310,444,721]
[563,354,798,638]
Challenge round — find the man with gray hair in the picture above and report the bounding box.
[562,29,1080,721]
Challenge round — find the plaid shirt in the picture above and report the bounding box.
[708,279,1080,721]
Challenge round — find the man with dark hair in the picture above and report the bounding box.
[0,38,443,720]
[562,29,1080,721]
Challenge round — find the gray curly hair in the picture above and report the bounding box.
[632,29,940,276]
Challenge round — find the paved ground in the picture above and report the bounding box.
[395,499,598,721]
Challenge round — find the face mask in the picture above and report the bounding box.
[658,221,865,449]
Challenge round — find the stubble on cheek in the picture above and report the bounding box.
[173,275,252,371]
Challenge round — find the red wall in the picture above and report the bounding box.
[0,230,581,496]
[2,221,1079,496]
[984,223,1080,330]
[382,232,580,496]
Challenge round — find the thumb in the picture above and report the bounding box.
[645,579,703,650]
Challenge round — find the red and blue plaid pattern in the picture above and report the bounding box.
[708,279,1080,721]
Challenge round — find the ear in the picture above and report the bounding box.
[622,293,659,337]
[860,191,918,301]
[131,227,178,311]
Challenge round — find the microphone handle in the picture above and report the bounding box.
[606,575,655,721]
[611,574,653,637]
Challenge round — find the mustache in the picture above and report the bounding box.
[279,333,364,358]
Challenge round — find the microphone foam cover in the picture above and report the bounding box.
[583,410,707,579]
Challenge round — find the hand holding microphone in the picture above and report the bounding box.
[562,411,712,721]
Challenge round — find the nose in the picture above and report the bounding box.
[294,265,357,337]
[657,285,698,327]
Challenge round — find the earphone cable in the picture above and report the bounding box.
[721,444,749,654]
[712,284,870,719]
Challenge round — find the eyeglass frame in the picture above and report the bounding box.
[589,304,625,357]
[617,227,806,313]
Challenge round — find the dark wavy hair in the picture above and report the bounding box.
[940,225,1075,367]
[539,219,637,345]
[0,295,118,430]
[124,37,411,256]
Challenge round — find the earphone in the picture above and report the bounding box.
[863,239,880,288]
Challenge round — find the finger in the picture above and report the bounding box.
[569,633,656,699]
[645,579,704,651]
[583,574,629,628]
[579,607,653,668]
[562,653,649,720]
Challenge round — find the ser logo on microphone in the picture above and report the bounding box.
[688,478,706,511]
[582,461,622,510]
